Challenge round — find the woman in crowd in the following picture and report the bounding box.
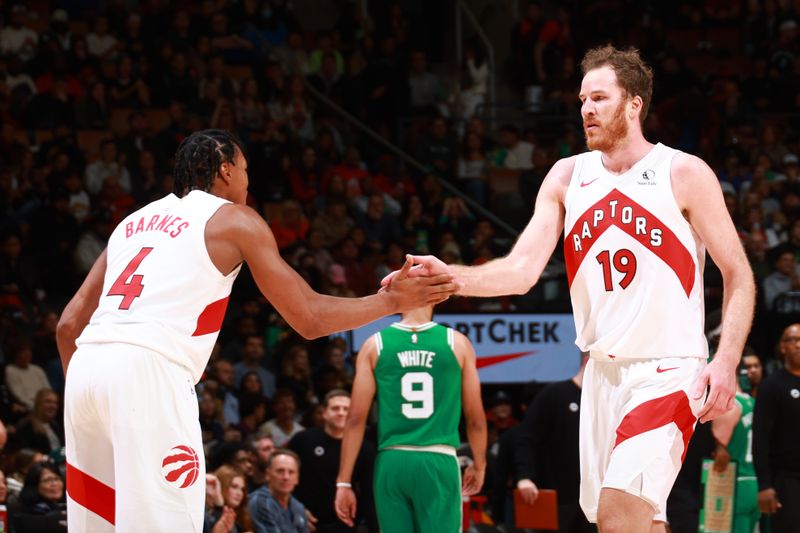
[14,462,66,533]
[205,465,253,533]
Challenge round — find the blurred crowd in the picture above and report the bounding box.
[0,0,798,531]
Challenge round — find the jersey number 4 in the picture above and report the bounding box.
[596,249,637,291]
[401,372,434,419]
[107,247,153,310]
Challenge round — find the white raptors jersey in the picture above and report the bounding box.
[563,143,708,359]
[77,190,241,382]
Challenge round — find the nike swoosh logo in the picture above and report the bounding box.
[580,178,599,187]
[656,366,678,373]
[476,351,536,369]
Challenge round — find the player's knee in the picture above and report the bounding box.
[596,508,628,533]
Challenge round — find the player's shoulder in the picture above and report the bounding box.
[670,151,715,181]
[209,202,270,237]
[548,155,579,181]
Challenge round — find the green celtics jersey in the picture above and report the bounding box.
[373,321,462,450]
[729,392,755,478]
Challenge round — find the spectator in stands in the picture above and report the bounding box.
[14,461,67,533]
[235,78,267,132]
[86,15,119,62]
[84,138,131,195]
[408,51,447,116]
[312,197,355,248]
[762,250,800,311]
[110,55,151,108]
[746,232,773,284]
[0,5,38,64]
[6,450,46,499]
[209,11,255,65]
[288,147,324,206]
[236,393,268,438]
[206,465,253,533]
[278,346,316,408]
[213,359,241,427]
[249,432,276,492]
[753,323,800,532]
[309,32,345,75]
[459,42,489,120]
[167,9,195,52]
[490,124,534,170]
[308,52,345,102]
[457,131,489,205]
[67,37,98,80]
[743,352,765,397]
[5,339,50,412]
[290,390,377,532]
[259,389,304,448]
[72,210,113,275]
[275,32,310,76]
[514,355,594,532]
[234,335,276,399]
[200,391,226,454]
[272,75,315,141]
[13,389,63,455]
[0,233,41,319]
[270,200,310,251]
[417,116,458,177]
[248,449,309,533]
[356,193,402,251]
[485,390,519,435]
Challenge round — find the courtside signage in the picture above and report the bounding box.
[337,314,581,383]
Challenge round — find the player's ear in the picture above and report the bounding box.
[217,162,231,184]
[629,95,643,120]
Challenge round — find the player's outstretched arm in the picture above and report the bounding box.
[56,249,108,373]
[335,336,377,527]
[673,153,756,422]
[381,157,573,297]
[457,331,487,496]
[217,205,456,339]
[710,401,741,472]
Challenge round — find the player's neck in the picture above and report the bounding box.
[400,308,434,326]
[785,363,800,377]
[600,135,653,175]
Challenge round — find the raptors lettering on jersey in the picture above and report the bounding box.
[564,187,696,297]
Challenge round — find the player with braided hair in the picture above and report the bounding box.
[57,129,456,532]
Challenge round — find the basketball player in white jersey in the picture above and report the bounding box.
[383,46,755,532]
[56,129,456,533]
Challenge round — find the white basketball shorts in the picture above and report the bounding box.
[64,343,205,532]
[579,356,706,523]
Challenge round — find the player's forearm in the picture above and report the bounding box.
[337,418,367,483]
[715,267,756,361]
[304,292,394,339]
[451,255,538,297]
[465,416,488,469]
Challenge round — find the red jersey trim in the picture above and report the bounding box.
[564,189,696,297]
[192,296,230,336]
[66,462,115,525]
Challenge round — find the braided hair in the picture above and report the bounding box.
[173,129,244,197]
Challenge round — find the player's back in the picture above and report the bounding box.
[77,190,240,382]
[374,322,461,449]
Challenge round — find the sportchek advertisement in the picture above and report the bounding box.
[336,314,581,384]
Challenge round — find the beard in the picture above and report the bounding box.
[584,101,629,152]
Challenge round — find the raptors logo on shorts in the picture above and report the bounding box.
[161,445,200,488]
